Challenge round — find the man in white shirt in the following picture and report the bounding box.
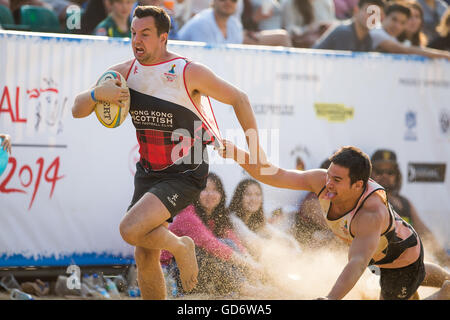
[178,0,291,46]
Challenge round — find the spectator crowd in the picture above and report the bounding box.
[0,0,449,56]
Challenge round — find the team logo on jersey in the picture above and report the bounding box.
[163,64,177,82]
[341,220,349,235]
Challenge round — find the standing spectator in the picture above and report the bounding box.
[416,0,448,43]
[371,149,449,266]
[93,0,134,37]
[397,0,428,46]
[428,7,450,50]
[160,173,259,296]
[281,0,336,47]
[314,0,386,51]
[370,1,450,59]
[178,0,291,46]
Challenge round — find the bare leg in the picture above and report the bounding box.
[424,280,450,300]
[421,262,450,300]
[139,225,199,292]
[120,192,198,295]
[135,246,166,300]
[422,262,450,287]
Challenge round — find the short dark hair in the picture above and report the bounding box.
[133,5,171,36]
[329,146,372,187]
[358,0,386,11]
[385,2,411,18]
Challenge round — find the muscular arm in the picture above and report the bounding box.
[377,40,450,60]
[220,140,326,193]
[325,200,384,300]
[71,60,133,118]
[184,62,260,155]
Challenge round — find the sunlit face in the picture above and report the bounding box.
[131,16,167,63]
[242,183,262,215]
[371,162,397,191]
[406,7,422,35]
[383,11,409,37]
[325,163,363,202]
[111,0,135,20]
[199,178,222,215]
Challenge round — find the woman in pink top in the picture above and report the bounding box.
[160,173,255,296]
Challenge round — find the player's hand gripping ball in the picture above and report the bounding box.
[94,71,130,128]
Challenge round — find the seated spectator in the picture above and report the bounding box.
[229,178,266,233]
[281,0,336,47]
[370,1,450,59]
[314,0,386,51]
[370,149,449,266]
[177,0,291,46]
[247,0,283,31]
[93,0,133,37]
[428,7,450,50]
[160,173,259,297]
[78,0,109,35]
[173,0,192,29]
[397,0,428,46]
[416,0,448,43]
[334,0,358,19]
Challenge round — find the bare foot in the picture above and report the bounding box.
[173,236,198,292]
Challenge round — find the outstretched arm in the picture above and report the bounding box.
[218,140,326,193]
[377,40,450,60]
[185,62,260,156]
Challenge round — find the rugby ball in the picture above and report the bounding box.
[94,71,130,128]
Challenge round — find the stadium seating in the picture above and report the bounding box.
[20,5,62,33]
[0,5,15,29]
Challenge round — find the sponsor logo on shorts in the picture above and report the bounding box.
[167,193,179,207]
[397,287,408,299]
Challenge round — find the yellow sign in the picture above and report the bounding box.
[314,103,354,122]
